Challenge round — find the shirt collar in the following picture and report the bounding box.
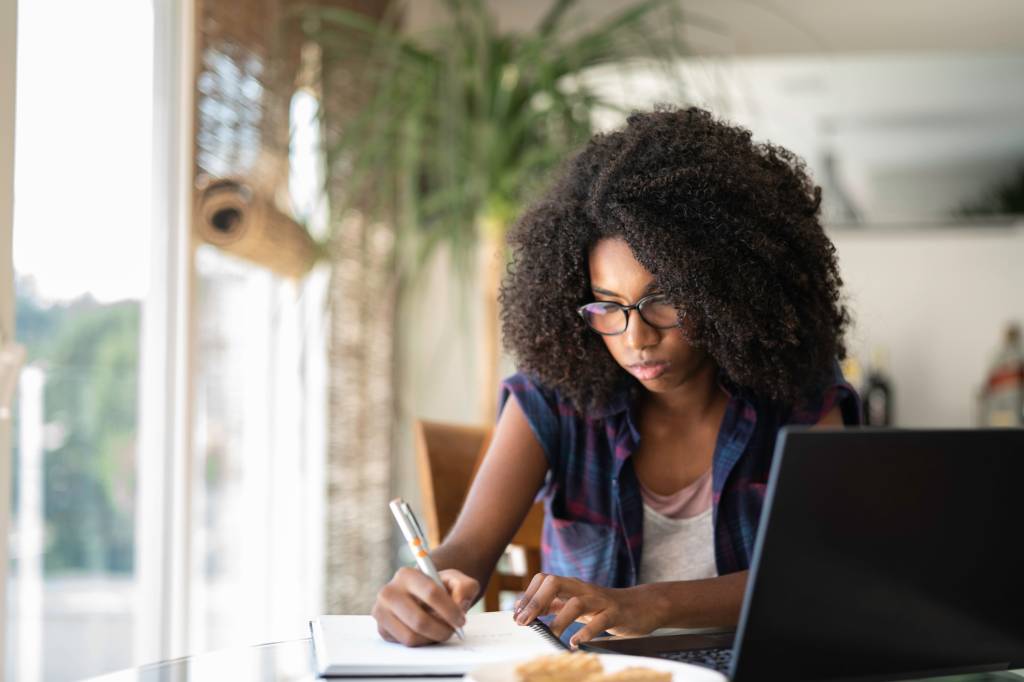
[584,381,635,420]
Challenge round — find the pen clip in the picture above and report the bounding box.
[400,500,431,552]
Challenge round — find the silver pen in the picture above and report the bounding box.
[389,498,466,640]
[400,500,430,551]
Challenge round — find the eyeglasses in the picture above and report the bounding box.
[576,293,682,336]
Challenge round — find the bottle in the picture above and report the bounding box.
[862,347,894,427]
[840,356,864,392]
[980,323,1024,427]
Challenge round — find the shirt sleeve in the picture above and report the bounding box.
[497,372,562,472]
[787,359,863,426]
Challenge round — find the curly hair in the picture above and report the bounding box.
[499,106,849,411]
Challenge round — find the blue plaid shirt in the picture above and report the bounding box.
[498,369,860,586]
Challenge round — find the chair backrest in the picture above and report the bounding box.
[412,419,491,547]
[413,418,543,611]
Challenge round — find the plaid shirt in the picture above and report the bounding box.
[498,368,861,587]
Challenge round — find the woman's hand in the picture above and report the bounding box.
[513,573,665,647]
[372,567,479,646]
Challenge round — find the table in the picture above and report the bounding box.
[84,639,1024,682]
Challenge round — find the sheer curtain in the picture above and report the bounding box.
[183,0,328,656]
[193,0,398,617]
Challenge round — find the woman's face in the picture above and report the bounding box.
[586,237,711,394]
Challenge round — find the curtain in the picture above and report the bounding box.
[196,0,398,615]
[317,0,397,614]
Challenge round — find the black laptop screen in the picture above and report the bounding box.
[731,428,1024,682]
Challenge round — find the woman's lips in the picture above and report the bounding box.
[628,362,669,381]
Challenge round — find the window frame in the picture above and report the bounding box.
[134,0,197,664]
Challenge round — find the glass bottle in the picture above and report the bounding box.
[980,323,1024,427]
[863,347,894,427]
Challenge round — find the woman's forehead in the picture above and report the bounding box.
[588,237,655,293]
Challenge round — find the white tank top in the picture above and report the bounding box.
[638,503,717,584]
[637,467,718,583]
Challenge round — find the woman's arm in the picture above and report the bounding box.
[372,395,549,645]
[428,395,550,588]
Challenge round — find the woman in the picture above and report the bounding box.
[371,107,860,648]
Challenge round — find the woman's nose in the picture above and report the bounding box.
[623,311,659,350]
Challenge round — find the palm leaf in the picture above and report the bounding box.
[300,0,688,282]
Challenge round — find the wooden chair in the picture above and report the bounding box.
[413,419,544,611]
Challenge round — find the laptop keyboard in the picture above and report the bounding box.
[658,647,734,673]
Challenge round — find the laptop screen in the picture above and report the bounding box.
[732,428,1024,682]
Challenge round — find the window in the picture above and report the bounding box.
[8,2,327,678]
[8,1,153,679]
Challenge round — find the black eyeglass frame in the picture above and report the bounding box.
[576,293,684,336]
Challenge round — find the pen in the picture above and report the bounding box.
[389,497,466,641]
[400,500,429,551]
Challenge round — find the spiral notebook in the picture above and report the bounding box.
[310,611,568,676]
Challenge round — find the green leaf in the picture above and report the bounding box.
[299,0,688,278]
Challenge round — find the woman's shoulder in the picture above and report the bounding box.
[497,372,577,471]
[499,371,572,419]
[782,360,863,426]
[498,371,630,423]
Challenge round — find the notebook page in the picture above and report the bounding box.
[312,611,563,676]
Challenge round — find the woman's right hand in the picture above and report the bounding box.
[371,567,480,646]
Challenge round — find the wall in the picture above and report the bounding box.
[393,245,489,518]
[830,223,1024,427]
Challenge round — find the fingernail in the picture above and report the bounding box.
[570,637,580,650]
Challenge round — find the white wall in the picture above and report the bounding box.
[393,246,487,517]
[830,224,1024,427]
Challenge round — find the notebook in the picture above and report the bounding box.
[310,611,568,677]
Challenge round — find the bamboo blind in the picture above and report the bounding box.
[193,0,399,614]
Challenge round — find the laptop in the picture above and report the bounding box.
[584,428,1024,681]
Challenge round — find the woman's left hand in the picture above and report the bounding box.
[513,573,664,647]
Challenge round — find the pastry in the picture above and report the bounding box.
[515,653,604,682]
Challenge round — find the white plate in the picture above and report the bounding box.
[464,652,728,682]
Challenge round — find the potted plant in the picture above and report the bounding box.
[299,0,688,421]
